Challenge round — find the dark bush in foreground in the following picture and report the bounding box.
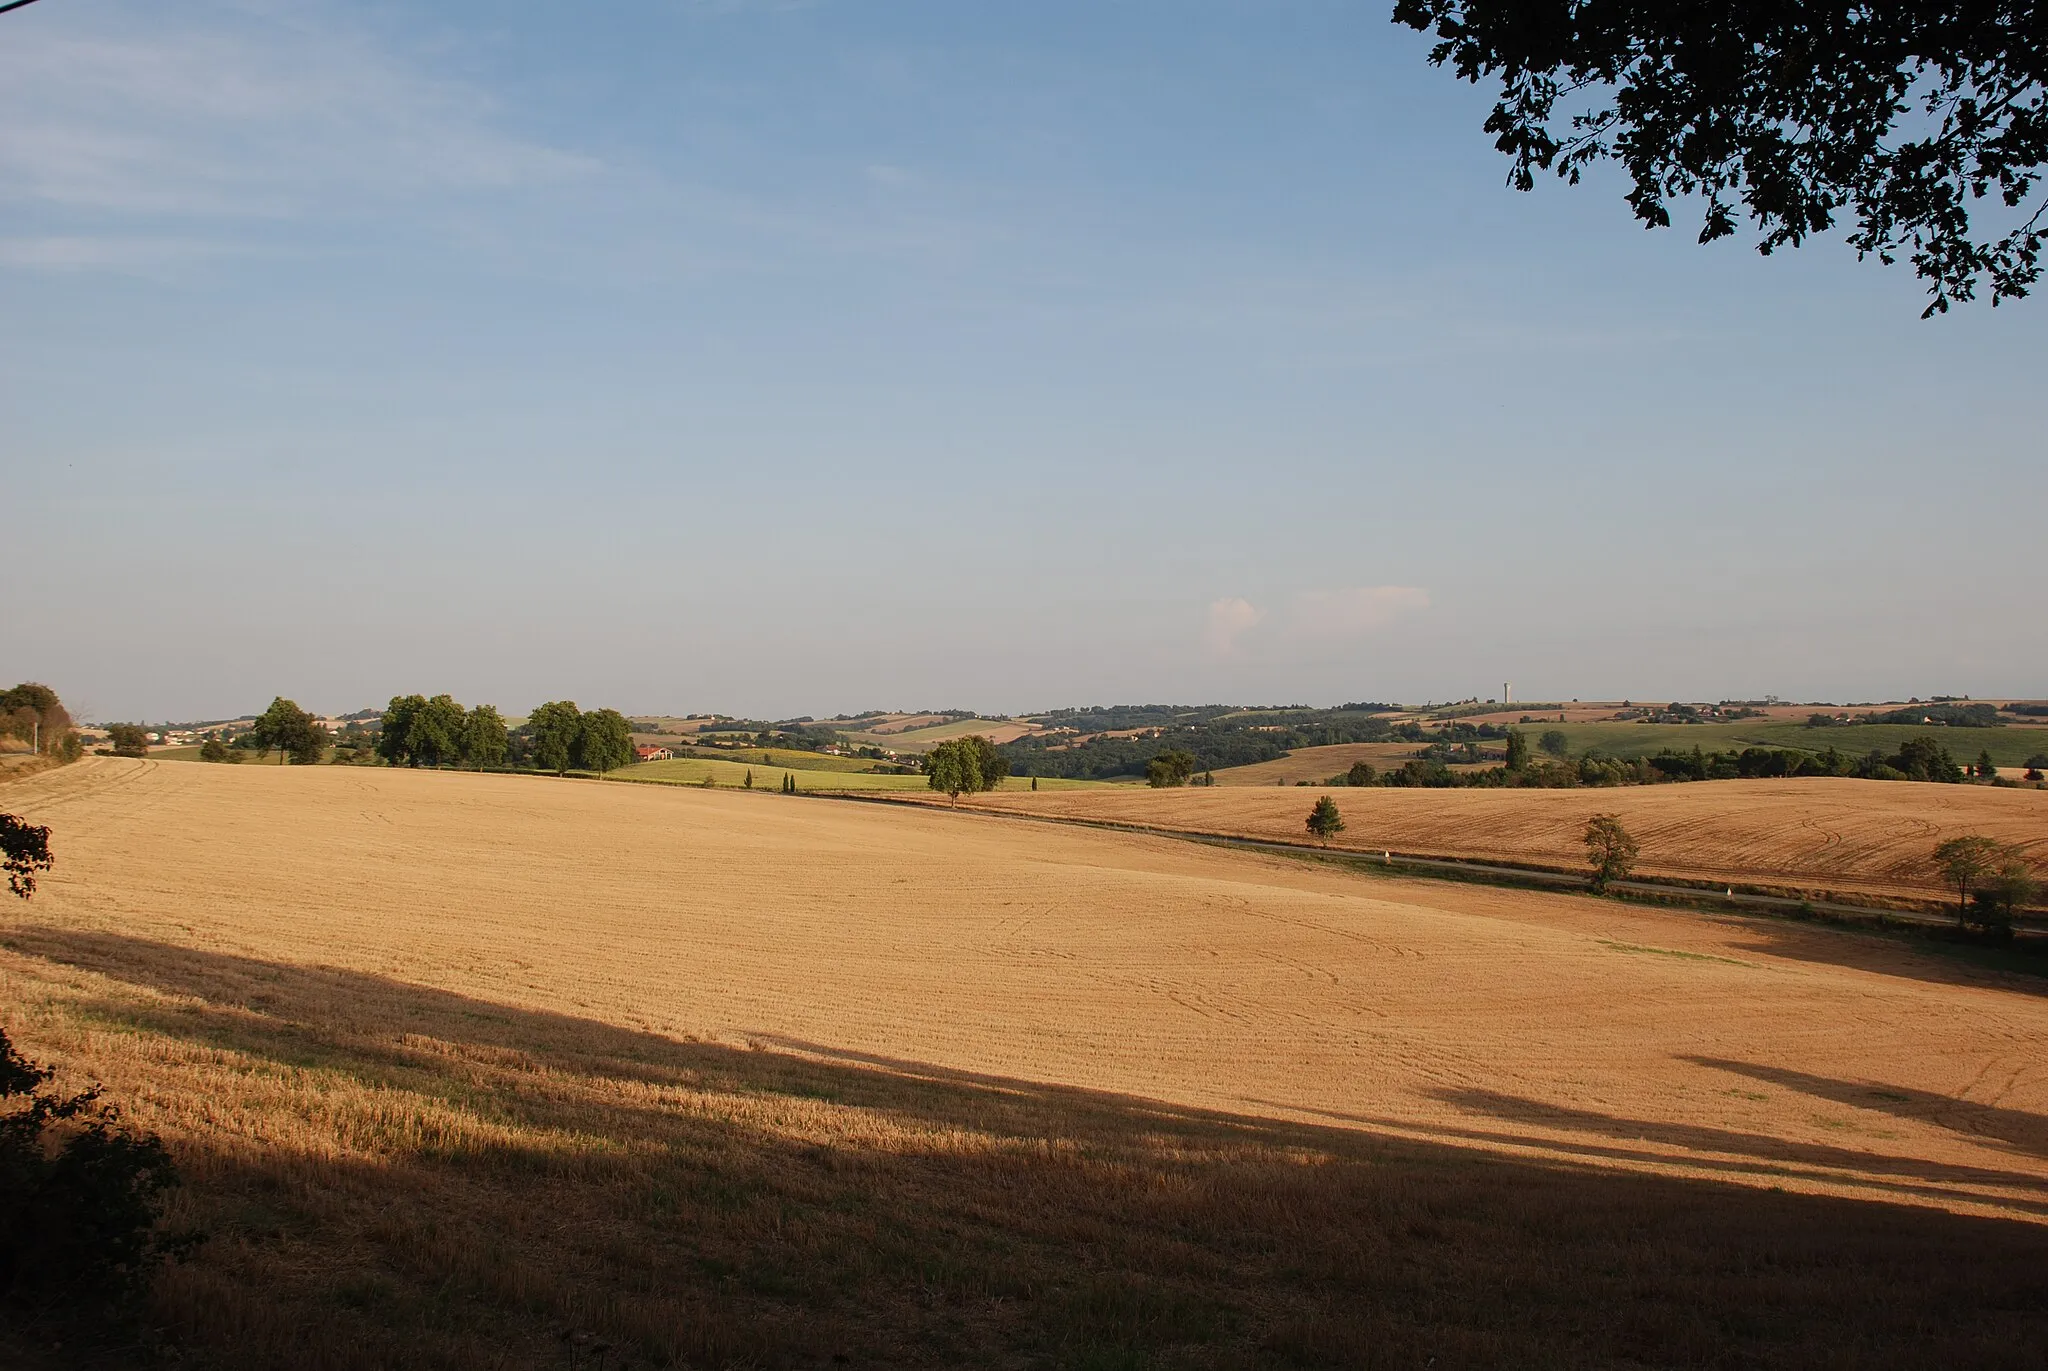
[0,1026,182,1308]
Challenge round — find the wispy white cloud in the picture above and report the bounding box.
[0,3,597,226]
[0,235,237,274]
[1204,596,1264,655]
[1287,585,1430,638]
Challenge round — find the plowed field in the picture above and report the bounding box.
[939,778,2047,903]
[4,759,2046,1368]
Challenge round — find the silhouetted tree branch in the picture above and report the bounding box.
[1395,1,2047,315]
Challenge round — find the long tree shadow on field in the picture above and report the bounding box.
[1684,1056,2048,1162]
[6,925,2048,1371]
[1409,1088,2048,1209]
[1714,913,2048,996]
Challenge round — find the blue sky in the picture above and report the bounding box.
[3,0,2042,722]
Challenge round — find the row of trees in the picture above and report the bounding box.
[1303,731,2029,793]
[524,701,634,775]
[378,695,509,770]
[1932,837,2040,931]
[374,696,635,775]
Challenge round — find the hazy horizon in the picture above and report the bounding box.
[6,0,2043,723]
[36,689,2027,731]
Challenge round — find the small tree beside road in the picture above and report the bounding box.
[1306,795,1345,844]
[1933,835,2038,931]
[1584,814,1639,894]
[927,735,1006,806]
[1932,835,2004,921]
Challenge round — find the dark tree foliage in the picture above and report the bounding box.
[1860,702,2005,727]
[1146,749,1198,788]
[0,1026,181,1307]
[574,708,636,773]
[1005,706,1398,780]
[1,814,53,899]
[251,696,325,765]
[926,736,1006,803]
[103,723,150,758]
[1307,795,1347,843]
[526,701,583,775]
[1395,1,2048,314]
[964,734,1008,790]
[459,704,509,770]
[1584,813,1640,893]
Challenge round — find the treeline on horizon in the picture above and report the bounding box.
[1003,708,1504,781]
[1318,732,2042,792]
[370,695,638,775]
[175,694,640,776]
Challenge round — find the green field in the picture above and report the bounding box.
[1512,720,2048,766]
[843,719,1028,753]
[148,746,284,766]
[670,745,883,773]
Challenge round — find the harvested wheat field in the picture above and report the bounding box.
[4,759,2048,1368]
[1208,742,1478,786]
[939,778,2048,906]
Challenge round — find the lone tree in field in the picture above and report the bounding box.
[925,737,986,806]
[1539,729,1570,759]
[1306,795,1346,845]
[1583,814,1639,894]
[1395,0,2048,315]
[1932,834,2006,921]
[1147,749,1198,788]
[2,813,53,899]
[527,701,582,776]
[251,697,324,766]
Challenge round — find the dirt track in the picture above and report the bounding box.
[5,759,2047,1223]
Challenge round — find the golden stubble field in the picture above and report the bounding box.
[943,778,2048,904]
[4,759,2048,1368]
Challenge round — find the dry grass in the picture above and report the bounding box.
[940,778,2048,904]
[4,760,2048,1368]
